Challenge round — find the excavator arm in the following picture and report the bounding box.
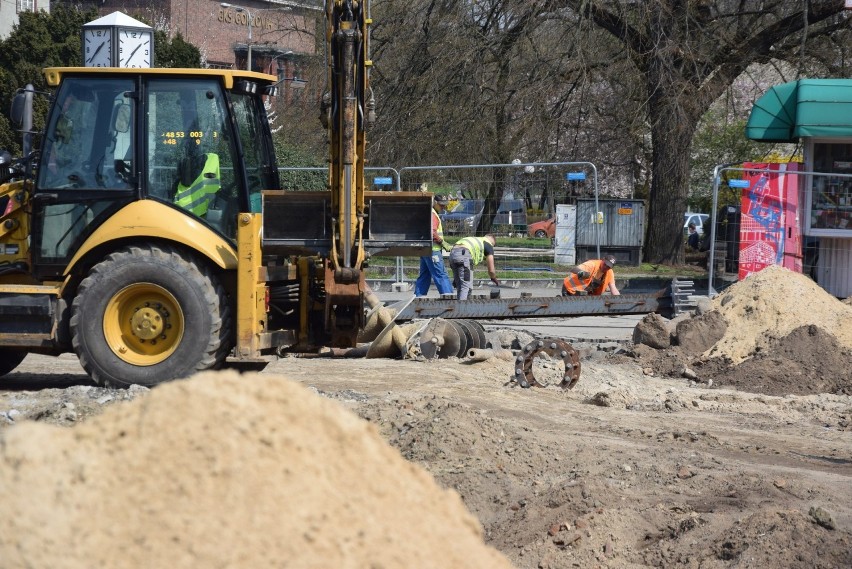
[326,0,371,272]
[261,0,432,349]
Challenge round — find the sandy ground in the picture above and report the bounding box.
[1,267,851,568]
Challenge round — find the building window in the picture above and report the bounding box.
[807,139,852,235]
[17,0,36,13]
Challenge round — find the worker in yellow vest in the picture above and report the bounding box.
[562,255,620,296]
[449,234,499,300]
[175,153,220,217]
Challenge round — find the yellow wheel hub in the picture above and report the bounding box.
[103,283,185,366]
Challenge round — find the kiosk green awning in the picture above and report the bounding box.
[745,79,852,142]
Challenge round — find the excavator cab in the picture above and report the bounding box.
[27,69,277,282]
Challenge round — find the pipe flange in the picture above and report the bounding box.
[513,338,581,389]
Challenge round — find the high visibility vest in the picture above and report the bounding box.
[175,153,220,217]
[456,236,486,265]
[432,210,445,253]
[563,259,609,295]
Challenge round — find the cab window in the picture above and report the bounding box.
[230,92,280,212]
[38,77,135,191]
[145,78,239,237]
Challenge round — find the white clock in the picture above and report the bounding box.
[118,28,153,68]
[83,27,112,67]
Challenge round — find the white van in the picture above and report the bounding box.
[684,213,709,235]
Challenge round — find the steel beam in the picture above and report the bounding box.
[388,288,674,321]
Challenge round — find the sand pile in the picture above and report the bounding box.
[708,265,852,363]
[0,371,512,569]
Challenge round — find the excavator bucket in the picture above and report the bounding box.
[261,190,431,257]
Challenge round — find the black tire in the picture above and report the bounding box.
[70,244,232,387]
[534,229,547,238]
[0,349,27,377]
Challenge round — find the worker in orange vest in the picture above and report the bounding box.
[562,255,620,296]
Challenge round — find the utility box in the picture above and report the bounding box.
[575,199,644,266]
[554,204,576,265]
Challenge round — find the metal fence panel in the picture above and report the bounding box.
[395,161,601,280]
[709,165,852,297]
[277,167,401,192]
[273,162,600,285]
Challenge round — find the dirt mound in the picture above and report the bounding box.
[639,509,851,568]
[631,266,852,396]
[697,325,852,396]
[0,371,512,569]
[708,265,852,363]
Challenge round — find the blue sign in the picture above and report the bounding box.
[566,172,586,181]
[728,179,750,188]
[373,177,393,186]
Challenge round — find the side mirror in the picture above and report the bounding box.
[10,85,35,159]
[9,93,26,129]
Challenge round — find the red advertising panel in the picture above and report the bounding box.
[738,163,802,280]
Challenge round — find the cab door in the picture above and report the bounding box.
[31,76,138,280]
[144,77,244,238]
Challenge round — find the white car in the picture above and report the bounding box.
[684,213,709,235]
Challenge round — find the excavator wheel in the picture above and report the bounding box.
[0,348,27,378]
[70,244,232,387]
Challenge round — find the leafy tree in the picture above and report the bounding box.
[0,4,97,153]
[154,30,201,68]
[273,130,327,191]
[370,1,595,234]
[369,1,849,261]
[555,0,850,264]
[689,114,774,213]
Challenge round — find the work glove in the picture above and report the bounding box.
[591,279,602,289]
[491,277,500,286]
[576,269,591,279]
[440,240,452,252]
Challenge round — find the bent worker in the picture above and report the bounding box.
[449,234,499,300]
[414,194,454,297]
[562,255,620,296]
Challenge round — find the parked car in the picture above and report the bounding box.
[684,213,709,235]
[441,199,528,235]
[527,216,555,238]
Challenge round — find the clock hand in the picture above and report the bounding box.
[87,42,105,63]
[126,44,142,63]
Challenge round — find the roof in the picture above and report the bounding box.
[745,79,852,142]
[43,67,277,90]
[83,12,150,29]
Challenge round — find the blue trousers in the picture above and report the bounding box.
[415,252,453,296]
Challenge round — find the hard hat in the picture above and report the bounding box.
[604,255,616,267]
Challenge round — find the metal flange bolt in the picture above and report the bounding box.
[513,337,581,389]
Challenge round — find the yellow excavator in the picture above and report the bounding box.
[0,0,431,386]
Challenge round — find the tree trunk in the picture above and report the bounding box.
[644,86,698,265]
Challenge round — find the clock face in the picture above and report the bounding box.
[84,28,112,67]
[118,29,153,68]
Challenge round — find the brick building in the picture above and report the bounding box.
[66,0,321,74]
